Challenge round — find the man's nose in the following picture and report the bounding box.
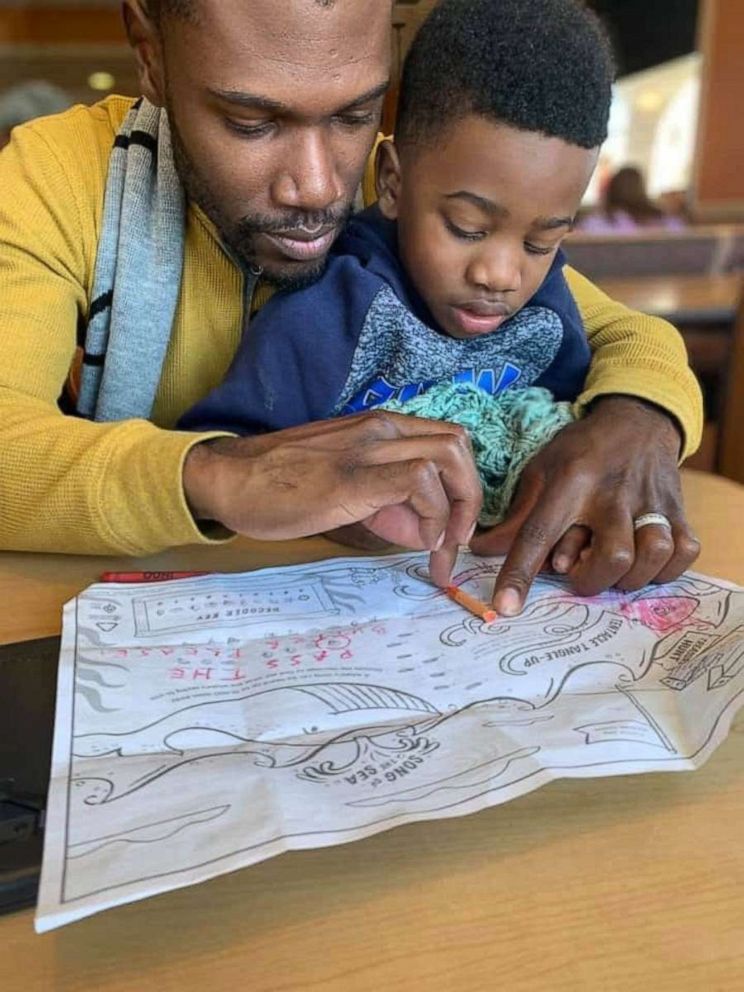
[466,244,522,295]
[271,129,344,213]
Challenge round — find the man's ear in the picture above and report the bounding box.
[375,139,403,220]
[122,1,166,107]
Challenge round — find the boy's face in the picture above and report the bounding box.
[377,117,598,339]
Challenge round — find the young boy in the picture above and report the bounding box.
[179,0,614,520]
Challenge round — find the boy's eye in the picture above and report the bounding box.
[444,217,486,242]
[524,242,557,256]
[225,119,275,139]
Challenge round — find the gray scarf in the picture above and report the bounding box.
[77,98,186,422]
[77,97,363,421]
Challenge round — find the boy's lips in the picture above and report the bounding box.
[449,300,512,336]
[263,227,338,262]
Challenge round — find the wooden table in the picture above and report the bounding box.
[597,272,741,324]
[2,469,744,992]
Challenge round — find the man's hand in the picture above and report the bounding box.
[470,396,701,615]
[322,522,397,554]
[183,411,482,586]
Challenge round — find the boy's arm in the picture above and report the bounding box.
[0,116,231,554]
[566,264,703,459]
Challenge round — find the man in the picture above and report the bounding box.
[0,0,701,616]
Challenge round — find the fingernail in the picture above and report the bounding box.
[497,588,522,617]
[434,531,446,552]
[553,555,570,574]
[467,522,477,544]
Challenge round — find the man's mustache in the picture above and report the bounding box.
[236,207,352,236]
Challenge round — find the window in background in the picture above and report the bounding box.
[581,54,701,207]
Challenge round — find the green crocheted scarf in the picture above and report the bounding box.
[382,383,576,526]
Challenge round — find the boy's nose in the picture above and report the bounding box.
[466,246,522,295]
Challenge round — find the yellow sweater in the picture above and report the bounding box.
[0,97,703,555]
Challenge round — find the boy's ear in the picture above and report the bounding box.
[122,1,166,108]
[375,139,403,220]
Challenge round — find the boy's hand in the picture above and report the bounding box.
[470,396,701,615]
[183,411,481,587]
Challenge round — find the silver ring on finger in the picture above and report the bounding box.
[633,512,672,532]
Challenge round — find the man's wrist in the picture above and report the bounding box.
[182,439,222,522]
[587,394,683,458]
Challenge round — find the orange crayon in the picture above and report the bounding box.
[445,585,497,624]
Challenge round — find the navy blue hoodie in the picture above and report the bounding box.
[179,205,590,435]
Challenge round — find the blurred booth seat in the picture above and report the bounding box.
[563,225,744,281]
[718,287,744,485]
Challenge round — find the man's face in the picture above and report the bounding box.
[379,117,598,339]
[151,0,390,288]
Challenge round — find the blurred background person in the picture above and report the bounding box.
[579,165,687,233]
[658,188,694,225]
[0,81,73,150]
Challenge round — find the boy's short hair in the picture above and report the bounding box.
[396,0,615,151]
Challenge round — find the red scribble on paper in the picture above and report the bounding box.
[618,596,701,632]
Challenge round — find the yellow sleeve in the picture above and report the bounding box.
[566,265,703,460]
[0,108,230,555]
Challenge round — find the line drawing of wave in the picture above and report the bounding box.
[68,804,231,860]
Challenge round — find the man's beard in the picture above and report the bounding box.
[169,114,353,291]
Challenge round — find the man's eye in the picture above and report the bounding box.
[444,217,485,242]
[225,119,275,139]
[524,242,556,256]
[334,112,377,128]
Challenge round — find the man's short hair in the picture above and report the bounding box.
[396,0,615,151]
